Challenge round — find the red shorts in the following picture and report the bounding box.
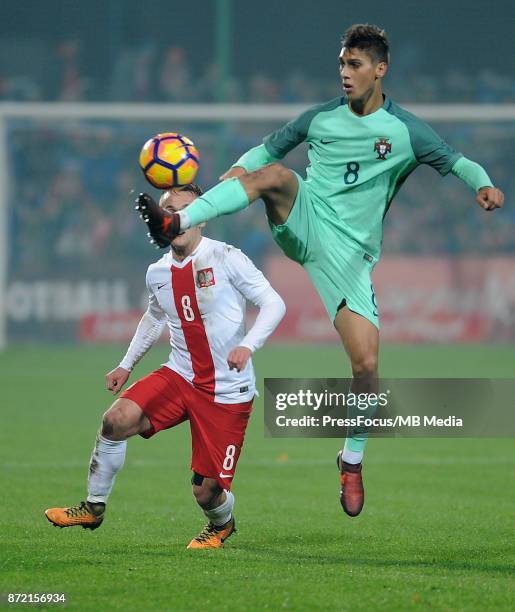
[120,366,253,490]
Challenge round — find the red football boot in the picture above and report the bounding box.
[135,192,182,247]
[336,450,364,517]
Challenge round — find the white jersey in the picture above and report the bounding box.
[120,237,285,404]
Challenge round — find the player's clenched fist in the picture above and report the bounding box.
[106,367,130,395]
[227,346,252,372]
[476,187,504,211]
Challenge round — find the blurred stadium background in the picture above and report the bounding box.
[1,1,514,609]
[1,0,514,348]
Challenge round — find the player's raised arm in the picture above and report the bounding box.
[220,101,326,180]
[224,246,285,371]
[389,104,505,212]
[107,280,166,395]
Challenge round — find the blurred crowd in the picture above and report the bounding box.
[5,38,514,280]
[1,40,514,104]
[8,117,515,281]
[9,121,276,279]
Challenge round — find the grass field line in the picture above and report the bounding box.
[3,456,514,470]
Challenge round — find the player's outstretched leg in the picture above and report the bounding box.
[334,306,379,517]
[45,399,150,529]
[139,164,298,247]
[187,474,236,549]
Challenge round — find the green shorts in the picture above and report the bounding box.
[269,171,379,329]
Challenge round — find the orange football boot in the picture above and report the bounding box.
[337,450,364,517]
[187,517,236,549]
[45,501,104,530]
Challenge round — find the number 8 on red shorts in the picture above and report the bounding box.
[121,366,253,490]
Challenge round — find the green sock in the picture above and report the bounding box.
[184,178,250,227]
[343,435,367,464]
[345,435,368,453]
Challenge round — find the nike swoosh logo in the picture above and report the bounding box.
[219,472,233,479]
[320,138,339,144]
[157,283,169,290]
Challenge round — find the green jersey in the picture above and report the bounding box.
[184,96,493,326]
[237,96,463,259]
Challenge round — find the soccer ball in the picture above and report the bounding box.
[139,132,200,189]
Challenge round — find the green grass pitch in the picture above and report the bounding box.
[1,344,514,610]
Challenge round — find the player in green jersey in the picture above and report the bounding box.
[137,24,504,517]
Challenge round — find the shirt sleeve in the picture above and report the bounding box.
[405,114,463,175]
[225,246,286,352]
[388,102,463,176]
[233,144,278,173]
[450,156,494,191]
[263,114,309,159]
[234,98,344,171]
[232,114,307,171]
[118,273,167,371]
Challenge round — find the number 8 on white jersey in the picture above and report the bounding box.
[181,295,195,321]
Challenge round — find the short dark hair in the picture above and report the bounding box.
[176,183,203,197]
[341,24,389,64]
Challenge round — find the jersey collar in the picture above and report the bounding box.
[345,94,390,119]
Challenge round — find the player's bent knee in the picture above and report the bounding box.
[267,163,293,191]
[101,411,117,437]
[351,355,378,378]
[101,400,143,439]
[252,163,291,193]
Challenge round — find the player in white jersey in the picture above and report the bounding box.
[45,184,285,549]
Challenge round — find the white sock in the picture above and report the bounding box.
[87,434,127,504]
[203,490,234,526]
[178,209,192,230]
[342,447,363,465]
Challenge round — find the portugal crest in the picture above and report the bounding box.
[374,137,392,160]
